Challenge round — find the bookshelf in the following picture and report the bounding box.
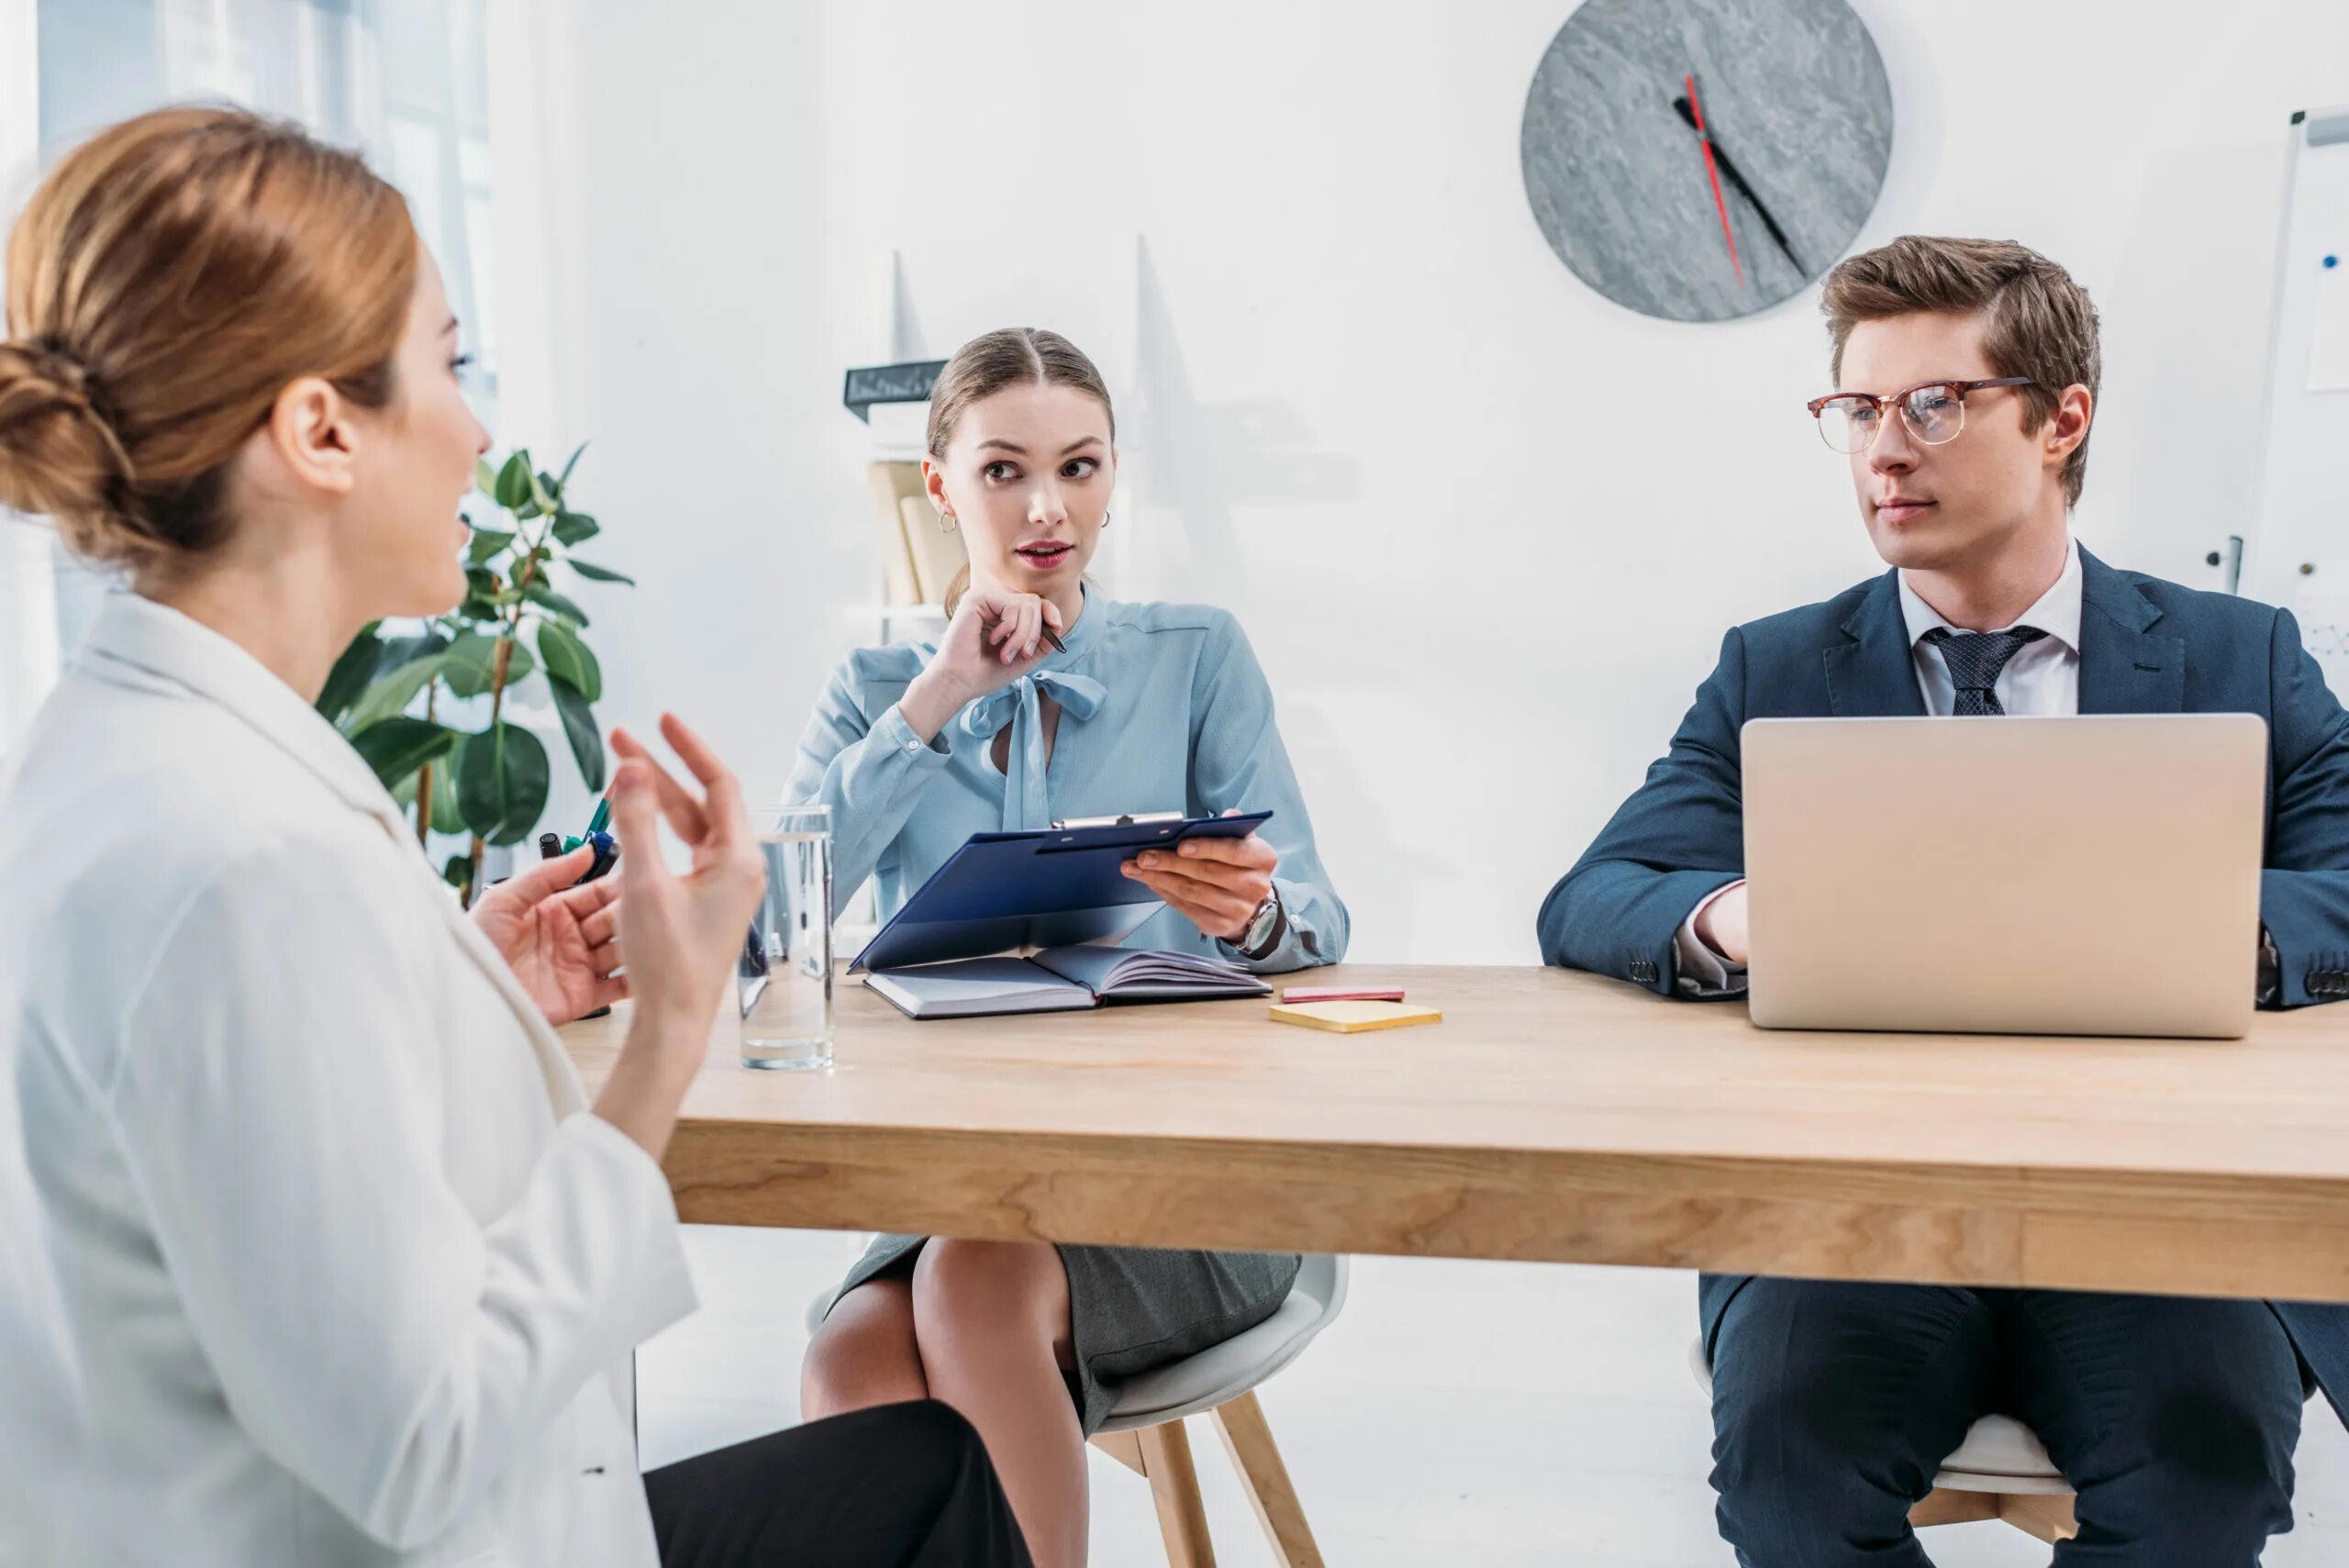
[877,600,946,644]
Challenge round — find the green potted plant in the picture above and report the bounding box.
[316,443,632,903]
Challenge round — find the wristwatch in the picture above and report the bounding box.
[1235,887,1285,961]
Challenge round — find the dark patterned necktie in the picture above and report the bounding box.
[1921,626,2047,717]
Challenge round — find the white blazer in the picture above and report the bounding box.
[0,595,696,1568]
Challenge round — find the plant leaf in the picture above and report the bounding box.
[455,721,551,846]
[442,629,534,699]
[556,440,588,491]
[349,717,460,788]
[378,629,451,669]
[419,756,461,834]
[530,470,558,515]
[496,637,540,688]
[466,527,515,564]
[316,624,384,721]
[548,678,607,793]
[442,852,473,890]
[566,559,634,585]
[494,450,534,510]
[384,755,453,830]
[524,580,591,628]
[474,458,499,495]
[442,630,501,696]
[551,510,599,547]
[537,620,603,702]
[343,652,452,733]
[391,761,461,837]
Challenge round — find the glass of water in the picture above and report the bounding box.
[740,804,833,1070]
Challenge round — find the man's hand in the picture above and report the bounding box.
[1695,883,1750,966]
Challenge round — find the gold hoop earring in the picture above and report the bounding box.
[1100,509,1111,530]
[939,511,958,535]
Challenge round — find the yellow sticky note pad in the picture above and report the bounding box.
[1268,1000,1443,1034]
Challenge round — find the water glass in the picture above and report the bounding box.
[741,804,833,1070]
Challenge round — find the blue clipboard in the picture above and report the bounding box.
[849,811,1275,973]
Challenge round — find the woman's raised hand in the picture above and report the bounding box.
[900,585,1066,741]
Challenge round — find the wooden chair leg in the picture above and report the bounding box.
[1136,1419,1218,1568]
[1909,1487,1998,1528]
[1909,1485,2079,1544]
[1090,1429,1145,1476]
[1998,1492,2080,1544]
[1209,1390,1327,1568]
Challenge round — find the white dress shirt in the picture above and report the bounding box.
[1674,540,2086,994]
[0,595,696,1568]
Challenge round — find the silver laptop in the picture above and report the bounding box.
[1742,715,2267,1038]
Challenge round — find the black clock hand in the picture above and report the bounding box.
[1673,96,1806,276]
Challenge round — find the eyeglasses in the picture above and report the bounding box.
[1808,377,2035,454]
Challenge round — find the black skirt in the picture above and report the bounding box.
[829,1237,1300,1434]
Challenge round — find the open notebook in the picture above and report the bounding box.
[863,945,1272,1020]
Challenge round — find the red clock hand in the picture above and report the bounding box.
[1685,72,1744,291]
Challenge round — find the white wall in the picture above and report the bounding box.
[499,0,2349,961]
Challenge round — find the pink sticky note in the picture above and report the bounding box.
[1280,986,1407,1005]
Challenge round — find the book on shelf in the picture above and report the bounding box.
[864,461,923,607]
[863,399,929,459]
[898,494,965,607]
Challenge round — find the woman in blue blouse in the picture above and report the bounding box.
[791,328,1345,1567]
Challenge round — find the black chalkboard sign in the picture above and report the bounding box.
[842,360,947,423]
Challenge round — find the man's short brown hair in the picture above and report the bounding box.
[1821,236,2101,506]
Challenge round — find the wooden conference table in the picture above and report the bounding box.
[559,964,2349,1303]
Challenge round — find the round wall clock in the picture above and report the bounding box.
[1520,0,1894,322]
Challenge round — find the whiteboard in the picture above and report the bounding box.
[2243,104,2349,695]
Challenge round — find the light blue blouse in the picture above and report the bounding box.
[786,591,1346,972]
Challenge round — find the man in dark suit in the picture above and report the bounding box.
[1539,235,2349,1567]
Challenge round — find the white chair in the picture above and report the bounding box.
[807,1253,1348,1567]
[1688,1336,2078,1545]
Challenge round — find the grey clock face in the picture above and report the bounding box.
[1520,0,1893,322]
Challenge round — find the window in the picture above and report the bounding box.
[6,0,495,723]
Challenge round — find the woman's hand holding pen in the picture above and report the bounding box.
[1122,810,1278,944]
[470,845,626,1025]
[899,586,1067,742]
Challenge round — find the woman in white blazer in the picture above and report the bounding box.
[0,108,1030,1568]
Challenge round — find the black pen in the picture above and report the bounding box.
[987,609,1066,655]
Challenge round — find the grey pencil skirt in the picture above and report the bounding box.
[827,1235,1301,1435]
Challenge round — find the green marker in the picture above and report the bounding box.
[562,835,584,854]
[585,794,611,836]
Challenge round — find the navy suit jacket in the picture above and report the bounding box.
[1536,547,2349,1422]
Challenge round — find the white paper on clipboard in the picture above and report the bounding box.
[2309,256,2349,393]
